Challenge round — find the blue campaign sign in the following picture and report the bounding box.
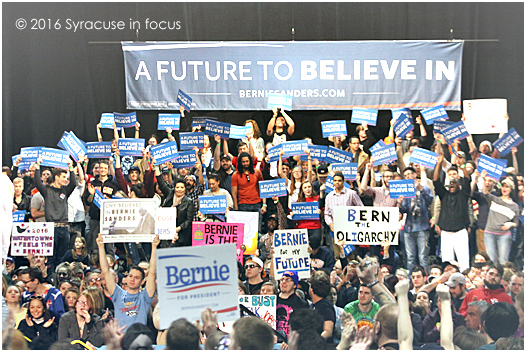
[229,125,251,140]
[493,128,524,157]
[267,93,293,110]
[58,131,87,162]
[321,120,347,138]
[433,120,454,133]
[180,132,205,150]
[370,139,386,153]
[389,179,416,199]
[282,140,308,158]
[421,105,449,125]
[172,149,197,168]
[331,163,358,180]
[204,120,230,139]
[151,141,180,164]
[199,195,228,214]
[177,89,193,111]
[93,189,104,208]
[40,148,70,169]
[442,121,470,144]
[114,112,137,128]
[158,114,181,130]
[20,147,42,162]
[351,107,378,126]
[343,244,356,256]
[301,145,328,162]
[259,178,288,198]
[100,113,116,129]
[118,138,145,156]
[408,147,438,169]
[12,211,25,223]
[324,174,351,193]
[477,154,507,181]
[393,113,414,138]
[86,142,113,158]
[326,146,354,164]
[268,144,282,162]
[12,155,32,170]
[291,202,319,220]
[192,116,216,128]
[391,108,412,121]
[371,143,397,167]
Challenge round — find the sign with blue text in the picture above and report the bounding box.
[157,244,239,329]
[334,206,399,245]
[229,125,251,140]
[180,132,205,150]
[391,108,412,121]
[267,93,293,110]
[158,113,181,130]
[301,145,328,162]
[177,89,193,111]
[326,146,354,164]
[204,120,231,139]
[171,149,197,168]
[151,141,180,164]
[421,105,449,125]
[331,163,358,181]
[371,143,397,167]
[259,178,288,198]
[477,154,507,181]
[442,121,470,144]
[20,147,42,163]
[118,138,145,156]
[114,112,137,128]
[199,195,228,214]
[493,128,523,157]
[238,295,277,329]
[321,120,347,138]
[86,142,113,159]
[40,148,70,169]
[291,202,319,220]
[408,147,438,169]
[393,113,414,139]
[273,229,310,279]
[389,179,416,199]
[351,107,378,126]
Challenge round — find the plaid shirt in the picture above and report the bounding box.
[324,187,364,226]
[362,186,399,207]
[186,183,205,221]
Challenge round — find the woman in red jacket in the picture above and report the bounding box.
[292,180,323,243]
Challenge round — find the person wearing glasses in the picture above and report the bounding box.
[242,257,268,295]
[360,162,400,208]
[58,289,105,348]
[20,267,65,317]
[276,270,308,338]
[17,295,58,350]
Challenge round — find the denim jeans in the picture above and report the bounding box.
[238,203,262,234]
[53,226,70,269]
[404,230,429,272]
[484,232,512,264]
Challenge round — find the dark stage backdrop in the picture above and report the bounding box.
[3,2,524,169]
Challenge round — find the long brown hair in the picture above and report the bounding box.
[297,181,318,202]
[245,119,261,139]
[71,235,87,260]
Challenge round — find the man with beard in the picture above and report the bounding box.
[276,270,308,338]
[458,262,513,316]
[185,172,204,222]
[446,273,468,311]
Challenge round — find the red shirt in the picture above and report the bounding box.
[295,195,322,230]
[231,169,263,205]
[458,286,514,316]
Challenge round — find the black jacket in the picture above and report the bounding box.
[18,318,59,350]
[174,196,195,247]
[83,175,119,220]
[57,311,104,347]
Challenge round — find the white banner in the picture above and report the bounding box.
[334,206,399,245]
[463,99,508,134]
[101,199,157,242]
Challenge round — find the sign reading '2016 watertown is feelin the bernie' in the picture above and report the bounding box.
[334,206,399,245]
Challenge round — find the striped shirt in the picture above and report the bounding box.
[324,187,364,226]
[362,186,399,207]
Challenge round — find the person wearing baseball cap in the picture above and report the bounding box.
[446,272,468,311]
[243,256,268,295]
[276,270,308,337]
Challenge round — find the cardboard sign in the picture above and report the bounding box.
[177,89,193,111]
[157,244,239,329]
[463,99,507,135]
[493,128,523,157]
[155,207,177,240]
[118,138,145,156]
[389,179,416,199]
[20,147,42,163]
[441,121,470,144]
[229,125,251,140]
[180,132,205,150]
[331,163,358,180]
[351,107,378,126]
[267,93,293,110]
[40,148,70,169]
[300,145,328,162]
[326,146,354,164]
[371,143,397,166]
[393,113,414,139]
[408,147,438,169]
[204,120,230,139]
[86,142,113,159]
[151,141,180,164]
[158,113,181,130]
[192,222,244,262]
[100,199,158,242]
[334,206,399,245]
[273,229,310,279]
[291,202,319,220]
[12,211,25,223]
[100,113,116,129]
[114,112,137,128]
[226,211,258,255]
[199,195,228,214]
[239,295,277,329]
[391,108,412,121]
[259,179,288,198]
[171,149,197,168]
[321,120,347,138]
[477,154,507,181]
[11,222,54,256]
[421,105,449,125]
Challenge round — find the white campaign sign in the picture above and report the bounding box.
[155,207,177,240]
[11,223,54,256]
[463,99,508,134]
[334,206,399,245]
[100,199,158,242]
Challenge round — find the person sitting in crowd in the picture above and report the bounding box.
[17,295,59,349]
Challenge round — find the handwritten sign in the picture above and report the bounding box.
[226,211,258,255]
[192,222,244,262]
[334,206,399,245]
[493,128,523,157]
[239,295,277,329]
[114,112,137,128]
[291,202,319,220]
[180,132,205,150]
[177,89,193,111]
[171,149,197,168]
[259,179,288,198]
[477,154,507,181]
[408,147,438,169]
[199,195,228,214]
[158,113,181,130]
[331,163,358,180]
[273,229,310,279]
[351,107,378,126]
[321,120,347,138]
[389,179,416,199]
[267,93,293,110]
[204,120,231,139]
[11,222,54,256]
[463,99,508,135]
[421,105,449,125]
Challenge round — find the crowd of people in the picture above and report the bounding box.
[1,105,524,350]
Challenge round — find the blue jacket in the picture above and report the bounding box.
[400,185,433,232]
[23,285,65,317]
